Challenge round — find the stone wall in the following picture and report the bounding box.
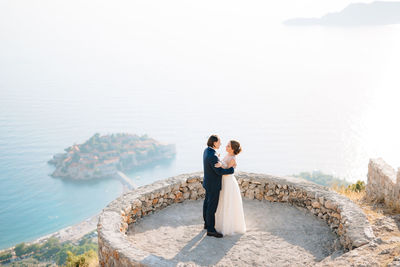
[366,158,400,210]
[97,172,375,267]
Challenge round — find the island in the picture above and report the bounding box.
[48,133,176,180]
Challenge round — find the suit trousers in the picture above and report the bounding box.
[203,189,220,232]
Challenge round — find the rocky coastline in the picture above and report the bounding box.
[48,133,175,180]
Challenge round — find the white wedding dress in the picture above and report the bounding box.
[215,155,246,235]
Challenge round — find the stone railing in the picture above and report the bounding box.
[367,158,400,210]
[97,172,374,266]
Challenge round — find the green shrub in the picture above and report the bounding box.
[347,180,365,192]
[0,251,12,261]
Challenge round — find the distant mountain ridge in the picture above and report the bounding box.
[284,1,400,26]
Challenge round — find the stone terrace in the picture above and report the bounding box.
[97,172,375,266]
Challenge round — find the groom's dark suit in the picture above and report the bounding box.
[203,147,234,233]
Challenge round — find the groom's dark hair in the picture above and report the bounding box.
[207,135,219,148]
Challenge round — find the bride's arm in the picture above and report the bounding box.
[215,157,237,169]
[214,155,229,169]
[214,161,227,169]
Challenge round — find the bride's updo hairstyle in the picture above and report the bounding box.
[230,140,242,155]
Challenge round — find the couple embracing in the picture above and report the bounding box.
[202,134,246,238]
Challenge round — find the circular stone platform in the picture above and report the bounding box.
[127,199,340,266]
[97,172,375,266]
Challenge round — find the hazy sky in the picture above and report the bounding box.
[1,0,400,172]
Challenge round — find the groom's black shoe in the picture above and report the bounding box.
[207,231,223,238]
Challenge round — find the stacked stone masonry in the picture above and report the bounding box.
[97,172,375,266]
[367,158,400,210]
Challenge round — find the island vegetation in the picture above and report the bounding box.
[48,133,175,180]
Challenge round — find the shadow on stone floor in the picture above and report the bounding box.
[140,231,241,266]
[170,231,241,266]
[131,200,341,265]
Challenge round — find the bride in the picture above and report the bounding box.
[214,140,246,235]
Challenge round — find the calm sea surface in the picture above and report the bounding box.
[1,0,400,249]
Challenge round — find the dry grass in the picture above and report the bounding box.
[332,185,400,217]
[331,185,388,221]
[331,185,366,202]
[330,184,400,267]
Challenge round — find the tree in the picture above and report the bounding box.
[88,133,101,146]
[72,153,80,163]
[79,145,89,153]
[34,237,62,261]
[54,243,74,265]
[25,243,41,254]
[14,243,27,257]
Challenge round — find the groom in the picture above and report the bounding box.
[202,134,235,238]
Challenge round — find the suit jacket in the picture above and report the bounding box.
[203,147,234,192]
